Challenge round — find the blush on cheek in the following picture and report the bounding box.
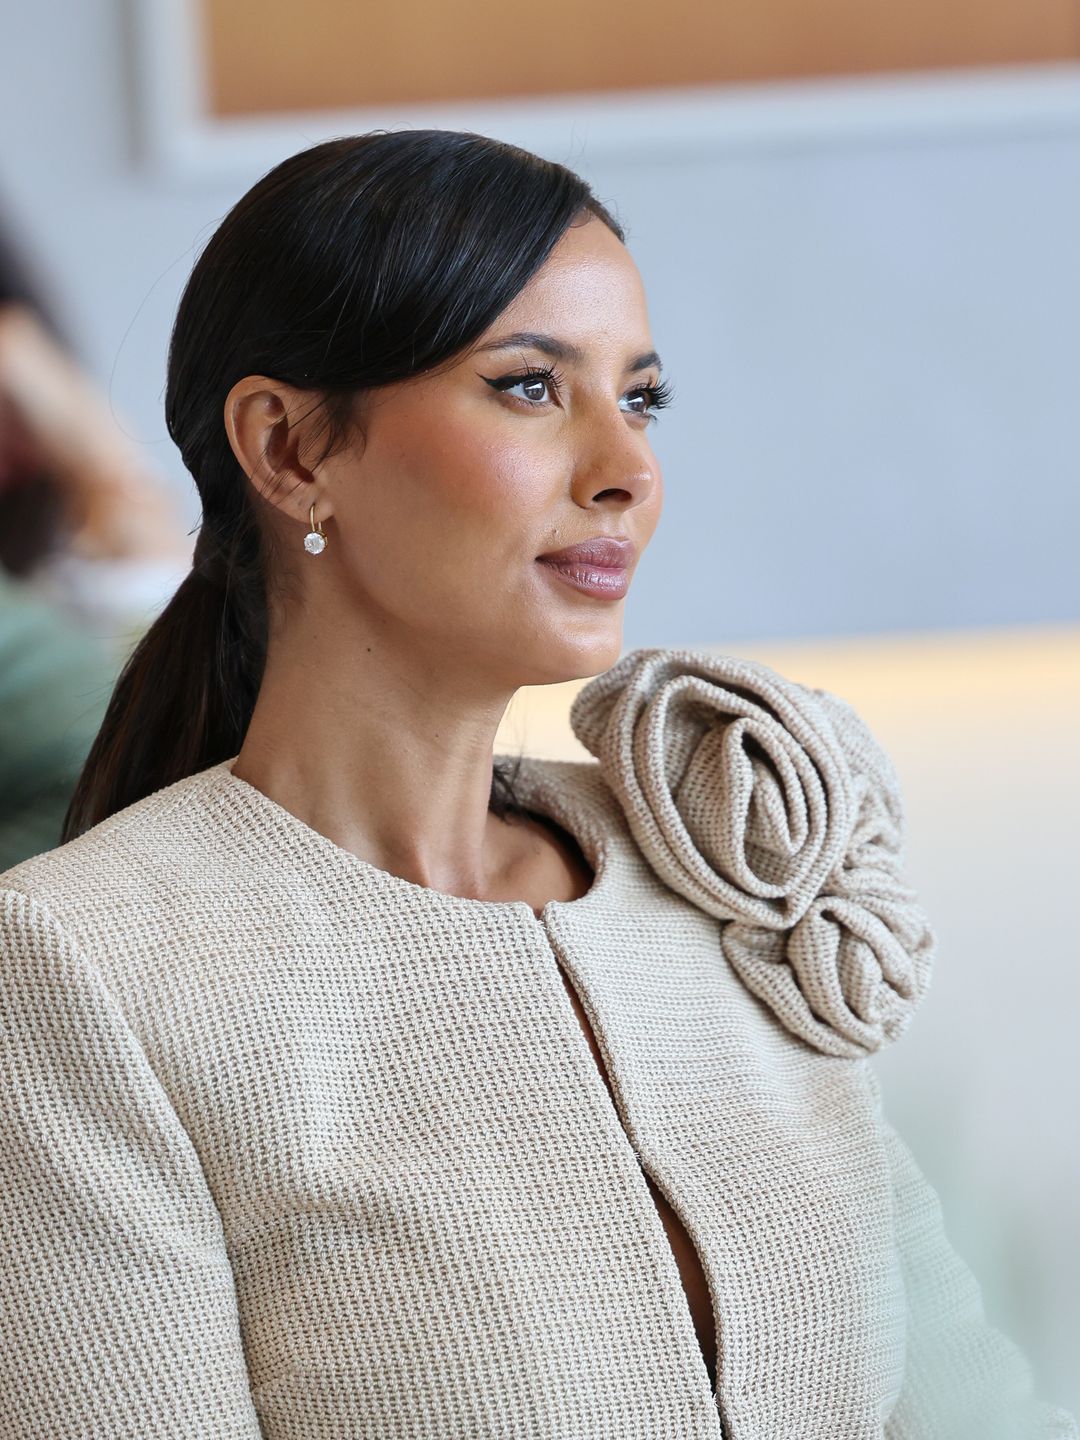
[437,438,543,525]
[380,391,556,537]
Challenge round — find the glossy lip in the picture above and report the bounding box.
[535,536,634,600]
[535,536,635,568]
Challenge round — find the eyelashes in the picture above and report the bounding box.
[482,362,675,422]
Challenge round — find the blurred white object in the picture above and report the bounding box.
[25,550,193,648]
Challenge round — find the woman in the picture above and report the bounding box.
[0,130,1073,1440]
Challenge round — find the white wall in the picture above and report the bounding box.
[3,0,1078,1414]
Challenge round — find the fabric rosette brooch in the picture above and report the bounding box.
[570,647,937,1059]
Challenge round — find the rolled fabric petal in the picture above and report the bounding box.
[570,648,855,928]
[570,647,937,1057]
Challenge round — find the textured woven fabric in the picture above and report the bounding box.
[570,647,936,1059]
[0,646,1074,1439]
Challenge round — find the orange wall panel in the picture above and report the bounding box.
[199,0,1080,118]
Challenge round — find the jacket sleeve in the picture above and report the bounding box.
[863,1065,1078,1440]
[0,886,265,1439]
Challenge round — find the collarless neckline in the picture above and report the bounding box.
[202,750,613,925]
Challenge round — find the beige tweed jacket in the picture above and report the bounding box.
[0,646,1074,1439]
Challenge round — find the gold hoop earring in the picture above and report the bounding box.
[304,503,327,556]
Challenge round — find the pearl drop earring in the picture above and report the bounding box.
[304,503,327,555]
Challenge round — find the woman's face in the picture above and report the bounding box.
[292,214,664,688]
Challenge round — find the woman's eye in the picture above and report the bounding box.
[507,375,553,404]
[621,390,651,417]
[480,365,565,408]
[622,378,674,423]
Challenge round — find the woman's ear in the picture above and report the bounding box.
[223,376,331,524]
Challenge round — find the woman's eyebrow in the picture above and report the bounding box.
[475,330,663,374]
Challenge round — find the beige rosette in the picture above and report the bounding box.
[570,647,936,1058]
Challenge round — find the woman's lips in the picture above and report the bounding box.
[534,535,634,599]
[535,556,630,599]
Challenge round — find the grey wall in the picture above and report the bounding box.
[625,133,1080,647]
[3,0,1078,653]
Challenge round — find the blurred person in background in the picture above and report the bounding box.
[0,211,192,868]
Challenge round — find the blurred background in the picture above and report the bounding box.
[1,0,1077,1413]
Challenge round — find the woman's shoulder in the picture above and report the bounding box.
[567,645,937,1060]
[0,758,237,955]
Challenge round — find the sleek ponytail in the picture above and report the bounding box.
[60,129,624,842]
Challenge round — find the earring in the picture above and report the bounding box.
[304,503,327,555]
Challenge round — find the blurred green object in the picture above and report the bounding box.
[0,566,117,871]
